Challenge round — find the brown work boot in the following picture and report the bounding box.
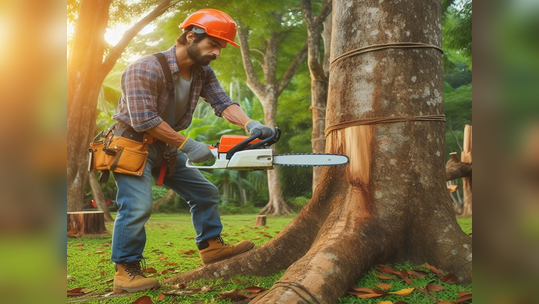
[113,261,159,294]
[198,236,255,264]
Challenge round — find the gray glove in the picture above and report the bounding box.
[246,120,273,139]
[179,138,215,163]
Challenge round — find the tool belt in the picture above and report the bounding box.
[88,122,156,182]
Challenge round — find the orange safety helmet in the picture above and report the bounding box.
[179,9,239,47]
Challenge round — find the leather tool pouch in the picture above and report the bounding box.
[88,124,154,178]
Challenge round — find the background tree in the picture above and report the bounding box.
[300,0,332,190]
[67,0,180,212]
[164,1,472,302]
[237,8,309,216]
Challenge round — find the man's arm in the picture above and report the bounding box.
[221,105,252,129]
[222,105,274,138]
[145,122,187,148]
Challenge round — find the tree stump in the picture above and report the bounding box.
[255,215,266,226]
[67,211,108,235]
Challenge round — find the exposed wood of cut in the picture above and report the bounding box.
[67,211,108,235]
[447,184,459,193]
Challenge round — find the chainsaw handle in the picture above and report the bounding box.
[226,127,280,159]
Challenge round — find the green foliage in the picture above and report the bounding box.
[289,196,310,212]
[444,84,472,157]
[442,0,472,68]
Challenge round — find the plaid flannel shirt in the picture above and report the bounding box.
[112,45,239,133]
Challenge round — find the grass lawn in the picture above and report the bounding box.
[67,213,472,303]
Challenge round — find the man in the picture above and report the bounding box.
[109,9,273,294]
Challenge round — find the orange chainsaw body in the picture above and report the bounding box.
[217,135,262,153]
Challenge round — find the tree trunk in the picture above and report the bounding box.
[152,189,176,212]
[237,23,307,216]
[88,172,114,222]
[301,0,332,191]
[164,1,471,302]
[67,0,112,212]
[259,96,291,216]
[67,0,176,212]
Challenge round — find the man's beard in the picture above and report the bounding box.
[187,43,217,66]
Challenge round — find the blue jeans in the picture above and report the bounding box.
[111,142,222,263]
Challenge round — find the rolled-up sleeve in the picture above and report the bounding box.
[121,60,164,132]
[200,67,239,117]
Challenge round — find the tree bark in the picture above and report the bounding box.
[446,158,472,180]
[88,172,114,222]
[164,1,471,302]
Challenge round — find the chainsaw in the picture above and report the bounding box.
[186,127,349,170]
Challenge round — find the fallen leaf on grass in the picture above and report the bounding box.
[424,263,444,275]
[144,268,157,273]
[376,265,401,276]
[75,242,84,246]
[456,291,472,303]
[437,301,456,304]
[409,270,429,278]
[426,283,446,292]
[200,285,212,293]
[348,288,387,299]
[376,301,393,304]
[375,283,392,291]
[95,251,106,254]
[244,286,266,293]
[67,288,96,297]
[67,274,76,281]
[157,293,166,301]
[441,273,458,284]
[165,262,178,266]
[67,287,83,293]
[399,269,414,285]
[389,288,414,296]
[158,256,168,261]
[217,289,247,301]
[172,283,186,289]
[376,274,396,280]
[133,295,154,304]
[161,268,176,274]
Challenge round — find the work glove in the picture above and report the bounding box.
[179,138,215,163]
[246,120,274,139]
